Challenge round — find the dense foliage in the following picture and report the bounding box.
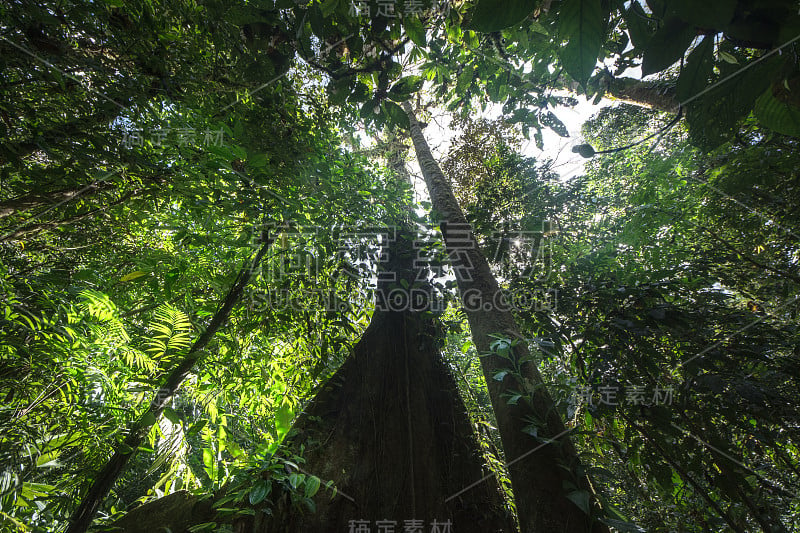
[1,0,798,531]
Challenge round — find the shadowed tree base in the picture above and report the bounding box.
[110,306,516,532]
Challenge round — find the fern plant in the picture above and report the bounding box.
[78,289,155,371]
[145,304,192,363]
[78,289,130,343]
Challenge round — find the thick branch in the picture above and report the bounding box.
[0,182,115,220]
[603,75,679,113]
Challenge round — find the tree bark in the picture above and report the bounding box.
[603,76,679,113]
[108,223,516,533]
[404,101,608,533]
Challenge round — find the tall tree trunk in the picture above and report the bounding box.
[109,225,516,533]
[109,150,516,532]
[403,101,607,533]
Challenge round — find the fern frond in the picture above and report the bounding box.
[119,346,157,372]
[145,304,192,360]
[79,290,130,344]
[78,290,118,322]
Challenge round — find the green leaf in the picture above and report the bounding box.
[248,153,268,168]
[641,17,695,76]
[718,50,738,64]
[456,67,474,94]
[566,489,591,515]
[145,304,191,359]
[202,448,215,471]
[388,76,424,101]
[404,16,426,47]
[493,370,509,381]
[686,56,781,149]
[187,419,207,437]
[140,412,157,427]
[506,393,522,405]
[163,407,181,425]
[319,0,339,18]
[288,472,302,489]
[349,82,371,103]
[541,111,568,137]
[120,271,147,282]
[557,0,604,86]
[275,401,294,438]
[673,0,736,29]
[622,3,653,49]
[304,475,321,498]
[249,480,271,505]
[382,100,411,130]
[468,0,536,32]
[359,99,381,121]
[754,88,800,136]
[676,36,714,102]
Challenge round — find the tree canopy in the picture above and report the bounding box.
[1,0,799,532]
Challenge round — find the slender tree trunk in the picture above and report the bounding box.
[404,102,607,533]
[64,236,273,533]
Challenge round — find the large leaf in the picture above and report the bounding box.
[404,15,426,47]
[686,56,782,148]
[388,76,424,101]
[382,100,411,129]
[622,2,654,49]
[120,270,147,282]
[359,98,381,121]
[676,36,714,102]
[144,304,192,359]
[275,401,294,439]
[673,0,736,29]
[304,475,321,498]
[540,110,569,137]
[557,0,604,86]
[326,77,351,106]
[566,489,591,515]
[318,0,339,18]
[641,17,695,76]
[468,0,537,32]
[249,480,271,505]
[754,87,800,136]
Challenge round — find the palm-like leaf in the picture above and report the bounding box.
[145,304,192,360]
